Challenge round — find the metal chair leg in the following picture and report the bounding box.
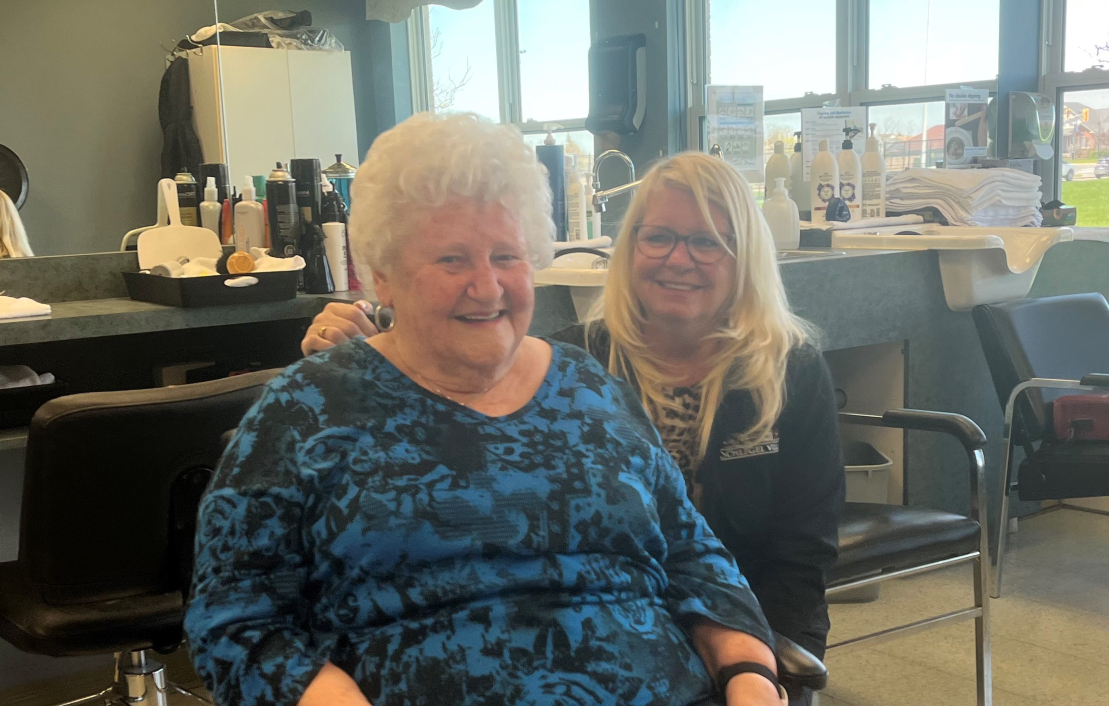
[992,422,1016,598]
[973,554,994,706]
[51,687,114,706]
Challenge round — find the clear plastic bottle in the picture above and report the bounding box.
[861,122,887,219]
[762,177,800,250]
[765,141,791,198]
[234,176,266,251]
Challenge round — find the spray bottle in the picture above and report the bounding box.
[837,123,862,221]
[199,177,221,236]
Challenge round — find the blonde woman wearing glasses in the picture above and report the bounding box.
[302,152,844,705]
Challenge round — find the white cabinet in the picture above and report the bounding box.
[187,46,360,181]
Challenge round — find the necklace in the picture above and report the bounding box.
[394,346,497,409]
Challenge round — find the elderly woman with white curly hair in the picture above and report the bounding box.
[185,112,787,706]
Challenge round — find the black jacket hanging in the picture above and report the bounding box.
[159,57,204,180]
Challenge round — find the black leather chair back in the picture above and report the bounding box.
[18,370,278,606]
[973,293,1109,442]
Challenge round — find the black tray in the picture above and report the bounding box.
[0,379,68,429]
[123,270,300,308]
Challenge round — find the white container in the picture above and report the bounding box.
[810,139,839,223]
[789,132,810,212]
[838,127,862,221]
[322,222,350,291]
[765,141,791,197]
[199,177,221,236]
[762,178,800,250]
[861,122,886,219]
[233,176,266,252]
[566,161,587,241]
[843,440,892,504]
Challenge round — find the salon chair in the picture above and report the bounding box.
[830,409,992,706]
[0,369,278,706]
[973,293,1109,597]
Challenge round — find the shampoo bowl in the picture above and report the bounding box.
[832,226,1074,310]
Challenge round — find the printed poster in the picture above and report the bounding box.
[944,87,990,166]
[801,107,867,181]
[707,86,764,182]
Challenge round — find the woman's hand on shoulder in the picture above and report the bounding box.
[301,301,379,356]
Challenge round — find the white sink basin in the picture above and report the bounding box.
[535,244,612,319]
[831,226,1074,310]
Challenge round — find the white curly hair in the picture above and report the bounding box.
[347,111,555,278]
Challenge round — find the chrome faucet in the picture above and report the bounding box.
[592,150,640,213]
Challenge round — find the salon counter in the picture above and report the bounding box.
[0,291,365,347]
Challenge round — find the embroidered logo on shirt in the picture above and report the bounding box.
[719,428,779,460]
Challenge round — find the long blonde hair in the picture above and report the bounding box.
[592,152,812,461]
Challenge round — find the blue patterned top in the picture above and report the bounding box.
[185,340,771,706]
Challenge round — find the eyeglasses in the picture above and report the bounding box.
[633,225,736,265]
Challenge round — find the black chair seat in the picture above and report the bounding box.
[0,562,183,657]
[829,502,980,586]
[1018,440,1109,501]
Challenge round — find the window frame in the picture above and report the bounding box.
[1040,0,1109,203]
[686,0,999,154]
[406,1,590,134]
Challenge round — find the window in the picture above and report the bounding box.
[517,0,591,124]
[413,1,591,130]
[707,0,836,101]
[1060,89,1109,226]
[1044,0,1109,223]
[868,102,946,171]
[869,0,1000,89]
[1064,0,1109,72]
[690,0,998,181]
[428,3,499,120]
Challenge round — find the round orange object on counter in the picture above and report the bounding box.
[226,251,256,274]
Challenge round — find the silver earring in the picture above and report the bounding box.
[373,304,395,332]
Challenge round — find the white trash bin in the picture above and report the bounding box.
[832,441,893,603]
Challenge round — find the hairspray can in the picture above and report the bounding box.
[265,163,300,257]
[290,158,322,224]
[174,169,200,227]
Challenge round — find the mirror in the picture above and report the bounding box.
[204,0,386,195]
[0,1,221,257]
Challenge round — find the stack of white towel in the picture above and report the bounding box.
[886,168,1043,227]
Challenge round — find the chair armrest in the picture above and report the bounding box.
[839,409,987,453]
[881,409,987,451]
[774,632,828,695]
[1080,373,1109,388]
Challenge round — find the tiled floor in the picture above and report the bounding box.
[820,506,1109,706]
[1,506,1106,705]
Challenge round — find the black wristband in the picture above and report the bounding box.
[715,661,783,697]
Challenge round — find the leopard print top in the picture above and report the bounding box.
[656,386,703,506]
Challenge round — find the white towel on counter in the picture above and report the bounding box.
[0,365,55,389]
[887,167,1043,227]
[0,295,51,320]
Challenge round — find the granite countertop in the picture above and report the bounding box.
[0,291,366,347]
